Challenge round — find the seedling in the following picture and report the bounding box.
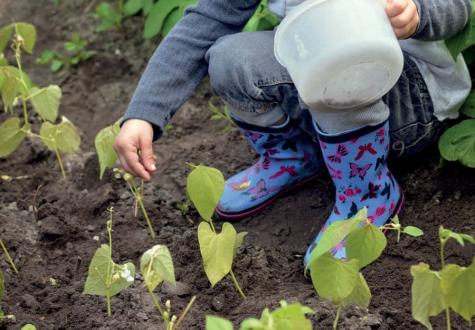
[186,164,247,299]
[410,226,475,329]
[306,208,424,329]
[206,301,314,330]
[83,207,136,316]
[0,271,15,321]
[243,0,280,32]
[209,102,235,133]
[95,1,124,32]
[0,22,81,178]
[21,325,36,330]
[140,244,196,329]
[36,32,96,72]
[113,168,156,239]
[0,240,18,273]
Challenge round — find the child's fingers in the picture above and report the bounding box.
[393,13,419,38]
[139,134,157,173]
[386,0,408,18]
[121,144,152,181]
[389,2,416,28]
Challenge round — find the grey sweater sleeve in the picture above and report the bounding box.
[122,0,260,140]
[412,0,472,41]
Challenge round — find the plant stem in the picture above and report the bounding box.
[229,269,246,299]
[54,148,66,179]
[147,287,165,317]
[440,238,451,330]
[107,295,111,316]
[0,240,18,273]
[174,296,196,329]
[333,305,342,330]
[137,196,156,239]
[209,220,216,233]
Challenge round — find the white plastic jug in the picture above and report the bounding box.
[274,0,404,111]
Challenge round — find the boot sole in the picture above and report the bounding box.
[215,170,323,221]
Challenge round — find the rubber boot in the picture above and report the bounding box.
[216,118,324,220]
[304,120,404,265]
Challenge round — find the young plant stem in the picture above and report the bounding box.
[126,178,156,239]
[229,269,246,299]
[0,239,18,273]
[439,238,451,330]
[106,208,114,317]
[54,148,66,179]
[147,286,165,319]
[174,295,196,329]
[13,39,31,129]
[333,305,342,330]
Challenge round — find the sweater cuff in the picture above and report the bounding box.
[410,0,427,39]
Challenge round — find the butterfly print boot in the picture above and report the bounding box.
[216,118,324,220]
[304,120,404,265]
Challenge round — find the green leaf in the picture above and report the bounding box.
[140,245,175,292]
[0,117,26,157]
[309,252,360,305]
[95,121,121,179]
[206,315,233,330]
[269,301,314,330]
[440,259,475,322]
[142,0,154,15]
[83,244,135,297]
[402,226,424,237]
[438,119,475,168]
[96,2,122,31]
[306,208,367,270]
[40,116,81,153]
[14,23,37,54]
[0,66,21,111]
[29,85,62,122]
[446,17,475,60]
[342,272,371,308]
[36,50,57,64]
[143,0,195,38]
[123,0,143,16]
[461,91,475,118]
[0,25,13,54]
[161,8,181,36]
[410,263,446,330]
[186,165,225,221]
[21,325,37,330]
[0,52,7,66]
[346,223,387,269]
[51,60,64,72]
[240,301,313,330]
[439,226,475,246]
[198,222,236,287]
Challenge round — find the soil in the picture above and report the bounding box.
[0,1,474,329]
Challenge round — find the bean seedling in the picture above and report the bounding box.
[36,32,96,72]
[140,244,196,329]
[186,164,247,299]
[208,101,235,133]
[0,240,18,274]
[83,207,136,316]
[306,208,424,329]
[0,22,81,179]
[410,226,475,329]
[0,271,15,321]
[206,300,314,330]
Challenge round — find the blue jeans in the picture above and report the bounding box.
[205,31,447,159]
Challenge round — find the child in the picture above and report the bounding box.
[114,0,472,265]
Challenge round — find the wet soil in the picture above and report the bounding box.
[0,1,474,329]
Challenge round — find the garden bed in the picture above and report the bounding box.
[0,1,474,329]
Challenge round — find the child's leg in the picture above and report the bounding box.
[304,54,436,265]
[205,31,324,219]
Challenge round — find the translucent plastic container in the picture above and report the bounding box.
[274,0,404,111]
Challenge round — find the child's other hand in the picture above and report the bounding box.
[113,119,157,181]
[386,0,420,39]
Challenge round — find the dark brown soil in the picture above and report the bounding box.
[0,1,474,329]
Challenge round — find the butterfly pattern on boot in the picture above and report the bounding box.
[304,121,403,266]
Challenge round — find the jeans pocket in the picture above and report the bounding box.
[389,119,444,159]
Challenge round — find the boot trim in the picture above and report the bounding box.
[215,170,322,220]
[234,118,295,134]
[317,121,386,144]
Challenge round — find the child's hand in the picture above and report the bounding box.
[114,119,157,181]
[386,0,420,39]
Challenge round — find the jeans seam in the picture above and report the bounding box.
[390,120,437,156]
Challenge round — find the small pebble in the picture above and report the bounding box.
[161,281,192,297]
[21,294,40,310]
[454,190,462,201]
[211,295,224,312]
